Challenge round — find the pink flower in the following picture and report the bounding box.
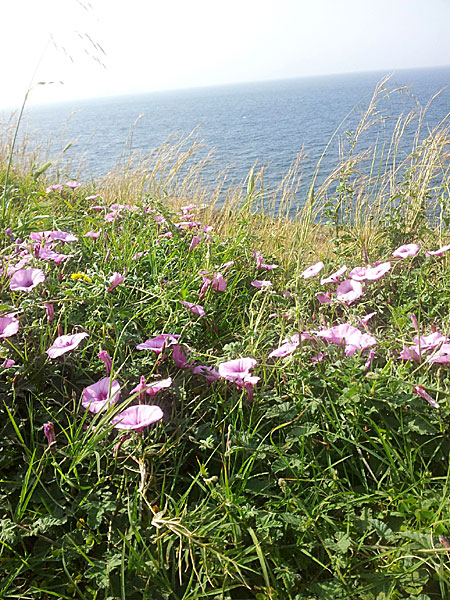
[400,331,449,361]
[392,244,420,259]
[30,230,78,243]
[211,273,226,292]
[85,194,100,201]
[300,261,324,279]
[43,422,56,452]
[364,348,376,370]
[65,180,81,190]
[98,349,112,374]
[46,184,63,193]
[253,251,278,270]
[108,272,125,292]
[44,302,55,324]
[111,404,163,431]
[268,341,299,359]
[134,377,172,397]
[365,262,391,280]
[180,204,197,214]
[348,266,368,281]
[336,279,363,305]
[0,315,19,338]
[316,291,331,304]
[360,312,377,326]
[320,265,347,285]
[84,230,101,239]
[221,261,234,271]
[10,268,45,292]
[1,358,15,368]
[180,301,205,316]
[189,235,201,251]
[410,313,419,331]
[192,365,220,382]
[81,377,121,413]
[5,255,32,277]
[414,385,439,409]
[136,334,180,353]
[426,343,450,364]
[172,344,193,368]
[426,244,450,257]
[251,280,272,289]
[349,263,391,281]
[46,332,89,358]
[38,246,72,263]
[315,324,377,356]
[268,332,312,359]
[218,357,257,384]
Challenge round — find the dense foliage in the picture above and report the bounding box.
[1,161,450,600]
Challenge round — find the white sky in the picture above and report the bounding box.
[1,0,450,108]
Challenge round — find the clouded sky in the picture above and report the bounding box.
[2,0,450,108]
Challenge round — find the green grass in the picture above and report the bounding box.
[1,86,450,599]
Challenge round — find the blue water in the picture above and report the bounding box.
[4,66,450,210]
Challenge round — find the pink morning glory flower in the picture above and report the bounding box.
[132,376,172,397]
[268,341,299,359]
[192,365,220,382]
[111,404,163,431]
[84,230,101,239]
[253,251,278,270]
[400,331,449,362]
[317,291,331,304]
[98,349,112,375]
[349,263,391,281]
[360,312,377,326]
[426,343,450,364]
[0,315,19,338]
[172,344,193,368]
[180,301,205,316]
[180,204,197,214]
[31,230,78,243]
[46,332,89,358]
[414,385,439,409]
[38,246,72,263]
[320,265,347,285]
[251,280,272,289]
[108,272,125,292]
[426,244,450,257]
[268,332,312,359]
[44,302,55,324]
[336,279,363,305]
[1,358,15,368]
[65,180,81,190]
[46,184,63,193]
[348,266,367,281]
[218,357,257,384]
[315,323,377,357]
[43,422,56,452]
[189,235,201,251]
[300,261,324,279]
[10,268,45,292]
[211,273,226,292]
[81,377,121,413]
[392,244,420,259]
[136,334,180,353]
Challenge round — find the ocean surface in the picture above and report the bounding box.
[3,66,450,211]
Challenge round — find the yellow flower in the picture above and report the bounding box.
[71,272,92,283]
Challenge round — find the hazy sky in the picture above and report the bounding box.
[2,0,450,108]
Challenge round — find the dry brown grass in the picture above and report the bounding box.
[1,76,449,266]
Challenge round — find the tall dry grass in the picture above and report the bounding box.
[1,76,449,267]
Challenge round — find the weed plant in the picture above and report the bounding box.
[1,81,450,599]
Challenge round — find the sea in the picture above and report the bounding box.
[3,66,450,212]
